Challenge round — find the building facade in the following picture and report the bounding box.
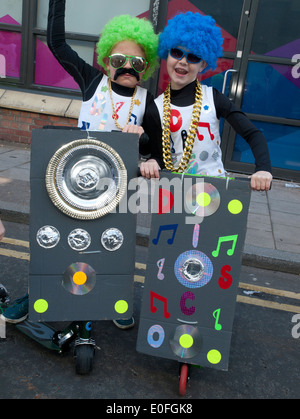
[0,0,299,180]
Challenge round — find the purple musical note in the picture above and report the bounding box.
[157,258,165,280]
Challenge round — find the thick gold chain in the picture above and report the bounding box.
[108,78,137,130]
[162,80,203,173]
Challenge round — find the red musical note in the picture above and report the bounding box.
[112,101,125,121]
[150,291,171,319]
[196,122,215,141]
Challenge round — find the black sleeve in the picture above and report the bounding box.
[138,91,154,156]
[213,88,272,173]
[142,100,165,168]
[47,0,103,101]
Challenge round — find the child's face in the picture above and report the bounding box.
[167,46,207,90]
[104,40,148,89]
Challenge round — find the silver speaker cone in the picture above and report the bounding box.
[101,228,124,251]
[36,225,60,249]
[46,139,127,220]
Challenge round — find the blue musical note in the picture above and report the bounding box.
[152,224,178,245]
[129,113,137,125]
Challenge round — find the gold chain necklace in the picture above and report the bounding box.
[108,78,137,130]
[162,80,203,173]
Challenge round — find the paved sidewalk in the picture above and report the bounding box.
[1,139,300,274]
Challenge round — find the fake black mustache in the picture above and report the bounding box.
[113,67,140,82]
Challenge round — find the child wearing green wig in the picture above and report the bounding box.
[0,0,159,329]
[47,0,159,142]
[48,0,160,332]
[46,0,159,330]
[140,12,272,192]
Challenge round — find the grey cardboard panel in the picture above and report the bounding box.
[136,317,232,370]
[141,263,239,332]
[29,129,138,322]
[137,172,251,371]
[30,178,136,275]
[29,274,134,322]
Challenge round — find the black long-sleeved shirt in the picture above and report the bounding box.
[143,80,272,173]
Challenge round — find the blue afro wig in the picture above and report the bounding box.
[158,12,223,73]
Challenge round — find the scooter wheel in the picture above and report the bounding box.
[74,344,94,375]
[179,363,189,396]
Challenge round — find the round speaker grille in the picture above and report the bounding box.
[46,139,127,220]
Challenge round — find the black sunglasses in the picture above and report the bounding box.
[108,53,148,73]
[170,48,202,64]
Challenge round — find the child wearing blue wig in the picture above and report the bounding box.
[140,12,273,191]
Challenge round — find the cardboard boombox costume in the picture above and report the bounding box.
[29,129,138,322]
[136,172,251,371]
[28,128,251,372]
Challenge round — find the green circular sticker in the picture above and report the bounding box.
[207,349,222,364]
[179,334,194,349]
[34,299,48,314]
[228,199,243,215]
[114,300,128,314]
[196,192,211,207]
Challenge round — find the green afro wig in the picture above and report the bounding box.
[97,15,159,80]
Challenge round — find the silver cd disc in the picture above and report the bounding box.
[185,182,220,217]
[170,324,202,359]
[62,262,96,296]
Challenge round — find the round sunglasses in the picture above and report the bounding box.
[108,53,148,73]
[170,48,202,64]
